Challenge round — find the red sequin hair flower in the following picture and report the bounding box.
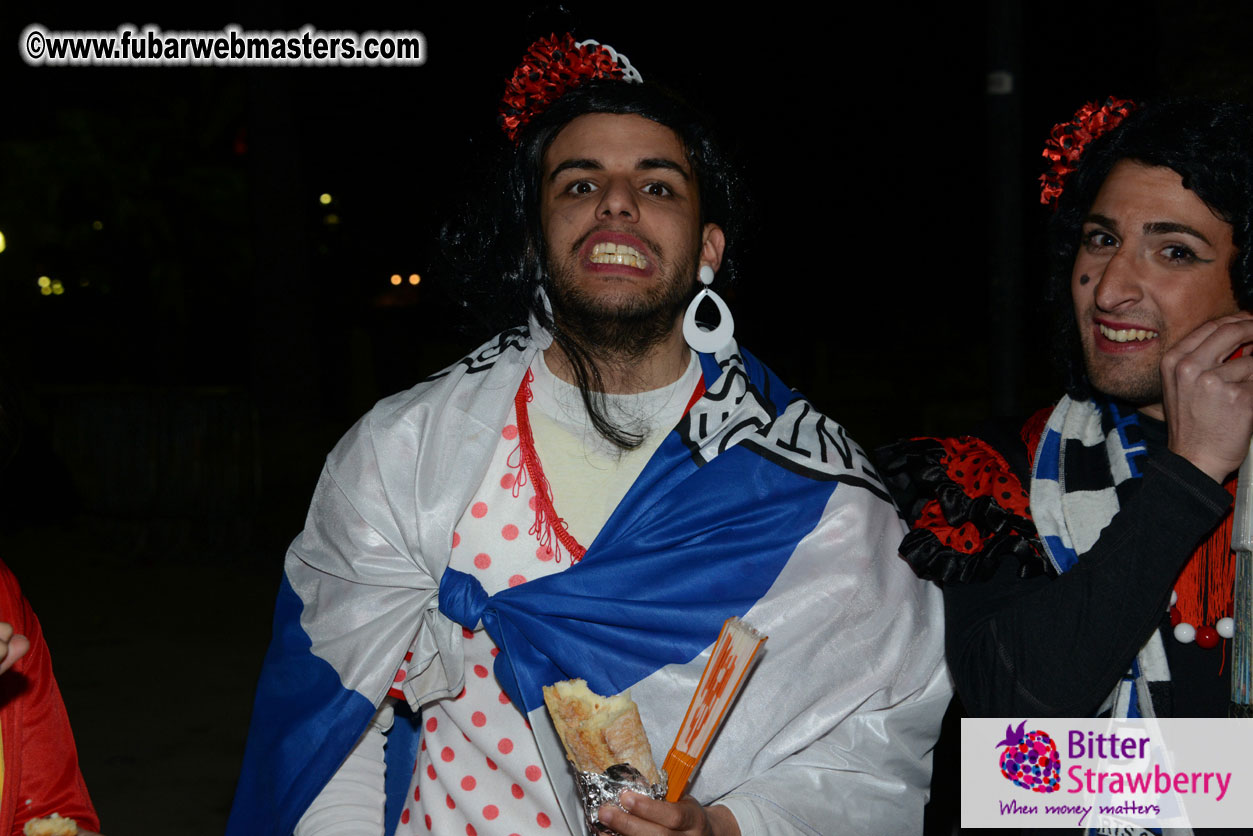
[1039,96,1136,207]
[499,33,642,144]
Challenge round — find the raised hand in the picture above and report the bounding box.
[1162,313,1253,483]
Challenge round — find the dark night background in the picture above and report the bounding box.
[0,1,1251,833]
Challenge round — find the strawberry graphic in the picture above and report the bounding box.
[996,720,1060,793]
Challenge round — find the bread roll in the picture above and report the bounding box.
[543,678,661,785]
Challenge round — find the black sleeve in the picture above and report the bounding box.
[945,450,1233,717]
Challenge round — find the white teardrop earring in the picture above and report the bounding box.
[683,265,735,354]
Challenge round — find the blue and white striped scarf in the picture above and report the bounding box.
[1030,395,1165,720]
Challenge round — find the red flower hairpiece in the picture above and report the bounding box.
[1039,96,1136,207]
[498,33,642,144]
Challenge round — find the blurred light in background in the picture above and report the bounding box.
[37,276,65,297]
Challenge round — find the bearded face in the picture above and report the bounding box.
[538,113,721,361]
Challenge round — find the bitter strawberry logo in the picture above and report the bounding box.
[996,720,1061,793]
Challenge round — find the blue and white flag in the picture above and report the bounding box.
[228,327,949,836]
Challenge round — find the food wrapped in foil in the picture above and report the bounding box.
[543,678,666,831]
[575,764,668,834]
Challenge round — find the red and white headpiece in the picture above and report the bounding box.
[498,34,642,144]
[1039,96,1136,208]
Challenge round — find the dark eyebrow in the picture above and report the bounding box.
[548,158,602,182]
[1085,213,1215,248]
[547,157,691,182]
[1143,221,1213,246]
[637,158,691,180]
[1083,213,1120,233]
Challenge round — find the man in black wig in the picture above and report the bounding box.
[230,35,948,836]
[884,98,1253,735]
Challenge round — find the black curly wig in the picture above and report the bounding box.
[440,79,750,448]
[1046,99,1253,399]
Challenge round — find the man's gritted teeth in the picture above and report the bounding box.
[1098,323,1160,343]
[577,231,657,276]
[589,241,649,269]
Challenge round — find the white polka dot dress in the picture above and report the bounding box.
[394,407,572,836]
[392,355,700,836]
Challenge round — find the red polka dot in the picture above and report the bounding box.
[426,717,438,732]
[446,794,456,809]
[414,784,420,801]
[536,545,553,562]
[498,691,510,704]
[483,805,500,820]
[498,738,514,754]
[500,473,516,490]
[420,739,426,752]
[427,764,437,780]
[525,765,542,781]
[467,826,477,836]
[472,711,486,727]
[511,783,524,799]
[471,502,488,518]
[486,756,498,770]
[503,425,518,440]
[425,815,432,830]
[393,669,406,682]
[474,552,491,570]
[463,731,470,742]
[528,495,537,510]
[490,648,499,657]
[456,687,466,699]
[441,746,455,763]
[461,775,476,791]
[502,524,519,540]
[462,627,475,639]
[537,812,551,828]
[401,808,410,824]
[474,664,489,678]
[452,532,461,548]
[509,574,526,587]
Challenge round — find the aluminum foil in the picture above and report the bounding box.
[574,763,668,834]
